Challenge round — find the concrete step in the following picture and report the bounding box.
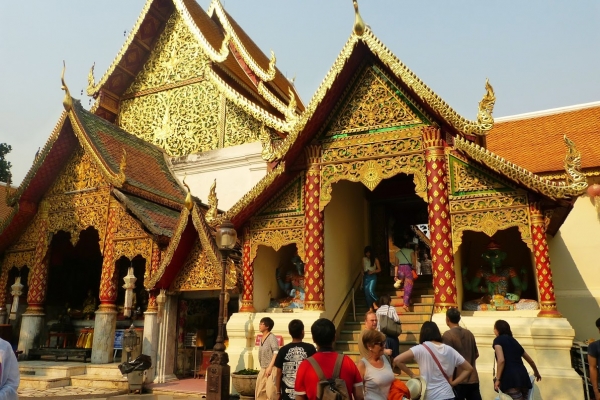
[70,374,128,390]
[19,361,87,377]
[338,329,421,343]
[84,363,124,378]
[337,340,419,353]
[19,375,71,390]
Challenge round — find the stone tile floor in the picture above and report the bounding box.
[19,386,124,399]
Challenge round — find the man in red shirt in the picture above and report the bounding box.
[294,318,364,400]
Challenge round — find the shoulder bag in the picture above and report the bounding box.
[379,307,402,337]
[422,343,457,396]
[399,250,418,280]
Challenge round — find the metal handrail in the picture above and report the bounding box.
[331,270,364,329]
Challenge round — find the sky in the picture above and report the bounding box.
[1,0,599,185]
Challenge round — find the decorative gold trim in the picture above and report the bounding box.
[146,206,190,289]
[454,136,587,199]
[249,216,304,263]
[208,0,277,82]
[257,82,297,122]
[190,207,220,271]
[206,179,218,224]
[220,162,286,223]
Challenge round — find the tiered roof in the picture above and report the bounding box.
[487,102,600,176]
[87,0,302,132]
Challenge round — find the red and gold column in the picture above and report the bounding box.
[303,145,325,311]
[26,201,50,312]
[422,127,457,312]
[239,226,255,312]
[529,201,561,317]
[98,198,119,310]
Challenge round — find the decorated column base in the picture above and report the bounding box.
[432,312,583,400]
[17,306,45,357]
[142,310,159,383]
[91,305,117,364]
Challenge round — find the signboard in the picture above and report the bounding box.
[255,334,284,347]
[114,329,125,350]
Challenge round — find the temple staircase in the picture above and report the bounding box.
[336,274,435,378]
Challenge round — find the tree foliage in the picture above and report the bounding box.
[0,143,12,183]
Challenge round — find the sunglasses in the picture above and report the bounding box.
[373,341,385,347]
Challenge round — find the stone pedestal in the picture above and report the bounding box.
[432,312,584,400]
[17,309,45,356]
[142,310,158,383]
[91,306,117,364]
[156,295,178,383]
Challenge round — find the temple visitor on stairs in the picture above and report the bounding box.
[362,246,381,312]
[375,295,400,358]
[394,241,417,312]
[442,308,481,400]
[358,329,395,400]
[359,311,392,360]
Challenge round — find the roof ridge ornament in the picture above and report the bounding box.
[563,134,587,190]
[259,124,277,162]
[61,61,73,112]
[475,78,496,134]
[353,0,366,37]
[183,175,194,211]
[86,63,96,96]
[206,179,218,224]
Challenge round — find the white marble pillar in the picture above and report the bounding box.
[91,306,117,364]
[17,309,45,357]
[156,294,178,383]
[142,309,159,382]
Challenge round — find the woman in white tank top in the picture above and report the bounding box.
[357,329,395,400]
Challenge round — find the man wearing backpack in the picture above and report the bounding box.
[294,318,364,400]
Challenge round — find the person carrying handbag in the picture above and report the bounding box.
[394,242,417,312]
[375,295,401,358]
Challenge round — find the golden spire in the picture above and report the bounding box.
[353,0,366,37]
[206,179,218,223]
[182,175,193,211]
[61,61,73,112]
[268,50,277,74]
[86,63,96,96]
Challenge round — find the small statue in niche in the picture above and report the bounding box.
[82,289,98,319]
[463,240,539,311]
[271,254,305,309]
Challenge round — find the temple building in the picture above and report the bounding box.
[0,0,598,398]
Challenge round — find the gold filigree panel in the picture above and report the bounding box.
[113,238,153,264]
[326,66,422,136]
[124,12,208,94]
[7,214,40,252]
[322,133,422,163]
[451,160,507,194]
[320,154,427,211]
[171,240,236,291]
[119,81,220,156]
[48,150,107,196]
[249,228,304,263]
[224,99,261,147]
[449,194,528,213]
[451,208,532,252]
[257,174,304,218]
[114,207,147,240]
[2,251,35,270]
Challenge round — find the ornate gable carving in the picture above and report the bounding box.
[257,174,304,218]
[225,98,261,147]
[325,65,426,137]
[448,154,518,198]
[118,11,220,156]
[170,239,236,291]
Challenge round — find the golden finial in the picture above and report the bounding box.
[206,179,218,223]
[118,148,127,184]
[353,0,366,37]
[268,50,276,73]
[475,78,496,133]
[287,87,297,117]
[61,61,73,112]
[182,175,193,211]
[86,63,96,96]
[563,134,587,190]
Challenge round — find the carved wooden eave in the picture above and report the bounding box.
[273,27,497,163]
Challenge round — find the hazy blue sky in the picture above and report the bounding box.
[1,1,599,185]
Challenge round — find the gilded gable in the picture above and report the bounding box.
[325,65,429,137]
[117,11,220,156]
[257,174,304,218]
[448,154,519,197]
[225,99,261,147]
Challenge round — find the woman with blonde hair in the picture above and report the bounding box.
[358,329,395,400]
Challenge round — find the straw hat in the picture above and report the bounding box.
[405,377,426,399]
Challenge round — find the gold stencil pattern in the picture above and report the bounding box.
[257,174,304,217]
[322,131,422,162]
[224,99,261,147]
[249,217,304,262]
[326,66,421,136]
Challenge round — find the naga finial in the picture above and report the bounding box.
[182,175,193,211]
[563,134,587,192]
[118,148,127,184]
[61,61,73,112]
[287,87,297,119]
[268,50,277,73]
[353,0,366,37]
[475,78,496,133]
[259,124,276,162]
[86,63,96,96]
[206,179,218,223]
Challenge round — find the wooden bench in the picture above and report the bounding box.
[28,348,92,362]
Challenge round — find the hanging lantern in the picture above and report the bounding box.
[156,289,166,324]
[9,277,23,321]
[122,266,137,318]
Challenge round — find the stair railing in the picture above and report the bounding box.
[331,269,364,329]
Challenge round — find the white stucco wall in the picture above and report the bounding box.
[170,142,267,210]
[322,181,369,320]
[549,187,600,341]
